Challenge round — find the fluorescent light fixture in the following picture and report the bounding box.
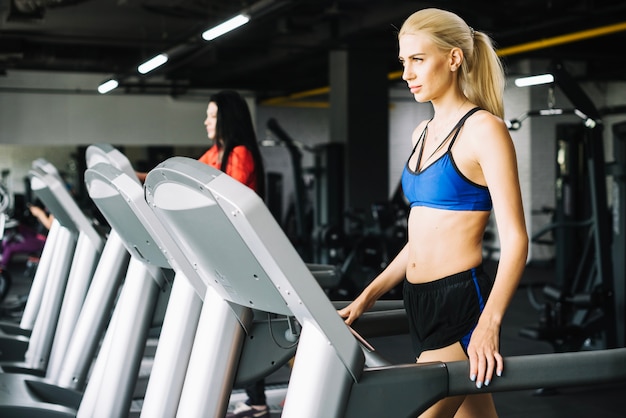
[202,14,250,41]
[98,79,119,94]
[138,53,169,74]
[514,73,555,87]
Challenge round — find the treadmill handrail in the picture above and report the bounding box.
[345,347,626,418]
[446,346,626,395]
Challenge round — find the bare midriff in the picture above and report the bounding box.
[405,206,490,284]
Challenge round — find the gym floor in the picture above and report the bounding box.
[4,259,625,417]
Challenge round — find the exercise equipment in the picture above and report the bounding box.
[0,212,64,330]
[83,144,342,416]
[32,163,104,376]
[0,169,36,315]
[608,121,626,348]
[516,61,622,351]
[0,144,186,417]
[265,118,312,258]
[82,143,204,417]
[0,179,17,300]
[144,157,626,417]
[264,118,407,298]
[264,118,346,265]
[0,227,130,417]
[0,159,104,366]
[334,197,408,299]
[0,170,12,215]
[0,158,133,417]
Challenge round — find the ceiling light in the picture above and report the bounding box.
[202,14,250,41]
[514,73,555,87]
[138,53,169,75]
[97,79,119,94]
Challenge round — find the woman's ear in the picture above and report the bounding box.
[449,47,463,72]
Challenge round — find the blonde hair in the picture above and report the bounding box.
[399,8,505,118]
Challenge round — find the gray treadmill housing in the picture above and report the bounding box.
[145,157,364,378]
[85,143,136,179]
[85,153,299,385]
[85,162,203,294]
[85,164,169,269]
[29,166,100,246]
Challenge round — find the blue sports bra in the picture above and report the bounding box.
[401,107,492,211]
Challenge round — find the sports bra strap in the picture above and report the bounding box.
[408,107,482,172]
[447,107,482,150]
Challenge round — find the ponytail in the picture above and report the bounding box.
[463,31,505,118]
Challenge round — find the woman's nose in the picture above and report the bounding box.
[402,65,413,81]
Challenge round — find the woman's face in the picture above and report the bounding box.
[398,32,453,103]
[204,101,218,141]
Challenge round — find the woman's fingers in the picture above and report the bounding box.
[469,347,503,388]
[337,306,354,325]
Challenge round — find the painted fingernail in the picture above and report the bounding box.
[476,381,483,389]
[484,379,490,386]
[470,374,476,382]
[497,370,502,377]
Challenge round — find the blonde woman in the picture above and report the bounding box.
[339,8,528,417]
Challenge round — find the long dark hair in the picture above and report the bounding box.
[210,90,266,199]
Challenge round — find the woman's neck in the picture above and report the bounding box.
[430,96,470,130]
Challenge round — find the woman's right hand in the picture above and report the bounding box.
[337,294,375,326]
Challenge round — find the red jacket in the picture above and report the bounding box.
[198,145,258,193]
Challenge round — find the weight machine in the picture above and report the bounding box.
[0,169,17,301]
[263,118,408,298]
[512,61,623,351]
[264,117,347,266]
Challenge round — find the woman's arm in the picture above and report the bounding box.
[135,171,147,183]
[338,243,409,325]
[467,113,529,387]
[29,205,54,230]
[338,122,423,325]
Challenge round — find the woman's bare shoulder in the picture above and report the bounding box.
[464,110,511,148]
[410,119,430,146]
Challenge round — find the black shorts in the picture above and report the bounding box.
[402,265,492,358]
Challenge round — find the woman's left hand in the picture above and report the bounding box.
[466,318,503,388]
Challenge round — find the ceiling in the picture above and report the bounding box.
[1,0,626,101]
